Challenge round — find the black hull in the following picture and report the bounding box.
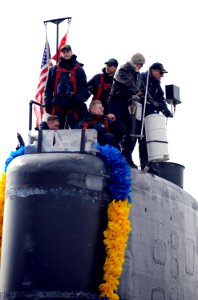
[0,153,198,299]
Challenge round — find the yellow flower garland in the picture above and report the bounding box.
[0,171,6,257]
[99,199,132,300]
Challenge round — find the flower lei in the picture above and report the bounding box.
[97,145,132,300]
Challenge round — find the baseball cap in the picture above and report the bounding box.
[104,58,118,67]
[150,62,168,73]
[60,44,72,52]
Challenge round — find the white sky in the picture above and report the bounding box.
[0,0,197,200]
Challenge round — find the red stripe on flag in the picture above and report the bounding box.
[34,42,53,127]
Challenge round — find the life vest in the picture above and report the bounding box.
[83,117,109,131]
[54,65,79,96]
[92,74,112,101]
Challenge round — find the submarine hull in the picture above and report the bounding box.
[0,153,198,299]
[0,153,110,299]
[119,170,198,300]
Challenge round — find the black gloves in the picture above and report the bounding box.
[163,109,173,118]
[149,100,173,118]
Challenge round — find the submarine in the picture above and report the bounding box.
[0,90,197,300]
[0,18,197,298]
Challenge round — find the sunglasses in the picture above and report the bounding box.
[154,70,164,76]
[61,49,71,53]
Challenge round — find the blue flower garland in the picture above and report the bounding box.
[4,146,24,173]
[97,144,132,203]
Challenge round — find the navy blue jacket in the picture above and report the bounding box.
[141,71,170,116]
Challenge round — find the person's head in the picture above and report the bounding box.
[131,53,145,70]
[104,58,118,76]
[47,115,60,129]
[150,62,168,80]
[89,100,104,116]
[60,44,73,60]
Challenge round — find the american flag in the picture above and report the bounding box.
[34,41,53,127]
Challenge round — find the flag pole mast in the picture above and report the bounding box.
[43,17,72,63]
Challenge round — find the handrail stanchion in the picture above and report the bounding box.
[29,100,33,131]
[29,100,45,131]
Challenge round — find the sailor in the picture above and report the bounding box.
[108,53,146,168]
[76,100,125,149]
[87,58,118,113]
[139,62,173,170]
[44,44,89,129]
[39,115,60,130]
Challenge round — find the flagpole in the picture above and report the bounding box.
[44,17,72,64]
[44,23,50,68]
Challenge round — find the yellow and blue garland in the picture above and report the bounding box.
[98,145,132,300]
[0,144,132,300]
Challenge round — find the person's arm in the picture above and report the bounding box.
[73,67,90,103]
[156,87,173,117]
[106,113,116,121]
[115,66,140,96]
[108,118,126,141]
[87,74,100,95]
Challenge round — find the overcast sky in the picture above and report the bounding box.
[0,0,197,200]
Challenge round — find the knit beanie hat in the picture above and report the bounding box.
[131,53,145,64]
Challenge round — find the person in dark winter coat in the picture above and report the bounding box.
[141,63,173,117]
[108,53,146,168]
[76,100,125,149]
[138,62,173,170]
[87,58,118,113]
[44,45,89,129]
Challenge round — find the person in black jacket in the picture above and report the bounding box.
[108,53,146,168]
[139,62,173,170]
[87,58,118,113]
[141,63,173,117]
[76,100,125,149]
[44,45,89,129]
